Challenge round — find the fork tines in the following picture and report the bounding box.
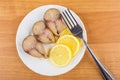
[61,9,83,38]
[61,9,78,29]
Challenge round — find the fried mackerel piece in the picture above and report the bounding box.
[22,35,47,58]
[44,8,66,36]
[32,21,55,43]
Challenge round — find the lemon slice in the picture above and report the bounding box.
[60,28,72,36]
[49,44,72,67]
[57,35,82,57]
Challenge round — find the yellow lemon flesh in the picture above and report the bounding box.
[49,44,72,67]
[57,35,82,57]
[60,28,72,36]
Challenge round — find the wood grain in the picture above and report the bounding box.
[0,0,120,80]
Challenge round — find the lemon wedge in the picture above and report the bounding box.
[60,28,72,36]
[49,44,72,67]
[57,35,82,57]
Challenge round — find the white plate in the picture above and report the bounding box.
[16,5,87,76]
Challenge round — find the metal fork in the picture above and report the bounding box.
[61,9,115,80]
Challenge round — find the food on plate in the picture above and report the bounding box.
[57,35,82,57]
[44,8,66,36]
[32,21,55,43]
[49,44,72,67]
[22,8,83,67]
[22,35,47,58]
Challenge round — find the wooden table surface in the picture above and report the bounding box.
[0,0,120,80]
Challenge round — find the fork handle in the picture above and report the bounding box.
[82,38,115,80]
